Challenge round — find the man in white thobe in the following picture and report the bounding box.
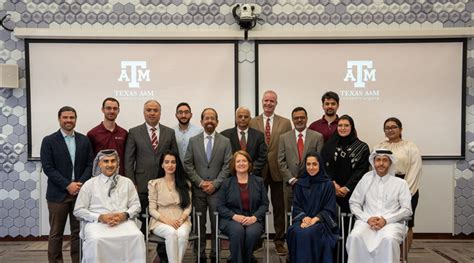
[74,149,146,263]
[346,149,412,263]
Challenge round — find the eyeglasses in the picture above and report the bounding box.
[177,110,191,115]
[384,126,399,131]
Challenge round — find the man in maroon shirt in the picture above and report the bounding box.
[308,91,340,142]
[87,97,128,176]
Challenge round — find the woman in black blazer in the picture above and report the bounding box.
[217,150,269,263]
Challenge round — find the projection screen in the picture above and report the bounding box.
[27,40,237,159]
[256,39,466,159]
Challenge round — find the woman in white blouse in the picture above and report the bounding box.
[374,117,422,250]
[148,150,192,263]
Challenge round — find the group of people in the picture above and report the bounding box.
[40,90,422,263]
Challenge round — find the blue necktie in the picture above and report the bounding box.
[206,135,213,161]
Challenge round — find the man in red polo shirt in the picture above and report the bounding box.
[87,97,128,176]
[308,91,340,142]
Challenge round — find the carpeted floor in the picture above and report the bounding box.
[0,239,473,262]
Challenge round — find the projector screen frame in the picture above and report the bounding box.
[25,39,239,161]
[255,38,467,160]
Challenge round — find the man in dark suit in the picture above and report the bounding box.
[278,107,324,220]
[40,106,93,263]
[124,99,178,234]
[184,108,233,262]
[221,107,267,177]
[249,90,292,255]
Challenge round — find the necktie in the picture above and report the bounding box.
[151,127,158,151]
[206,135,213,161]
[240,131,247,151]
[265,118,271,145]
[297,133,304,161]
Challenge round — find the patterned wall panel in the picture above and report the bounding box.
[0,0,473,237]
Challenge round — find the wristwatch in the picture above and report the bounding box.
[124,212,130,219]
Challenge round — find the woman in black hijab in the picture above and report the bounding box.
[321,115,370,213]
[286,151,339,263]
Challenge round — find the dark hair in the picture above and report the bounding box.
[230,150,253,176]
[321,91,339,104]
[157,150,191,210]
[201,108,218,121]
[102,97,120,108]
[57,106,77,118]
[291,107,307,117]
[176,102,191,113]
[384,117,403,139]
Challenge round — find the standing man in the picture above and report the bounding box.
[249,90,292,255]
[40,106,93,263]
[308,91,340,142]
[184,108,233,262]
[87,97,128,176]
[221,106,267,177]
[124,99,178,233]
[174,102,202,162]
[278,106,324,216]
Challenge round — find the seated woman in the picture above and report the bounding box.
[217,150,269,263]
[287,151,339,263]
[148,150,192,263]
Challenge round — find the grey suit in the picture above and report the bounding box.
[124,123,178,232]
[184,132,232,258]
[278,129,324,214]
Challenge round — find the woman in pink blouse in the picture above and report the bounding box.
[148,150,192,263]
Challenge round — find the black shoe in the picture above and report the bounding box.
[195,257,207,263]
[251,255,258,263]
[210,257,217,263]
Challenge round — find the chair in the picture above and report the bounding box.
[400,216,412,263]
[144,208,201,263]
[214,211,271,263]
[336,212,355,263]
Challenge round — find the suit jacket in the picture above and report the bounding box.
[183,132,232,194]
[124,123,178,195]
[40,130,93,203]
[216,175,269,228]
[220,127,267,177]
[278,129,324,182]
[249,114,292,182]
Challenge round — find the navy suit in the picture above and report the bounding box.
[221,127,267,177]
[217,175,269,263]
[40,129,93,263]
[41,130,93,202]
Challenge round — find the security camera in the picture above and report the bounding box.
[232,4,262,39]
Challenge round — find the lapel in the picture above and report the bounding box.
[230,177,243,211]
[246,129,255,151]
[55,130,73,165]
[270,115,282,146]
[196,133,207,163]
[140,123,155,153]
[303,130,314,156]
[290,129,300,159]
[156,124,167,154]
[230,128,240,150]
[255,115,265,133]
[209,132,220,163]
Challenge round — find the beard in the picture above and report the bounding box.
[178,118,190,125]
[325,110,336,117]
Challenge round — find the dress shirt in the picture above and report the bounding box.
[146,122,160,141]
[263,114,274,134]
[294,128,307,142]
[74,173,141,223]
[203,131,216,150]
[349,172,412,224]
[173,123,202,161]
[308,115,338,142]
[61,129,76,180]
[87,122,128,176]
[237,128,249,141]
